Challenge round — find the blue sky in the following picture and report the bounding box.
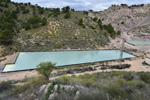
[11,0,150,11]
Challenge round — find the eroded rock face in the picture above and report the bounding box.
[89,6,150,32]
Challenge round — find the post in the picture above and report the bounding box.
[119,38,125,67]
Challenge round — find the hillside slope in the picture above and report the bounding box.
[0,0,118,56]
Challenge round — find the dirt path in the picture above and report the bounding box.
[1,58,150,82]
[49,58,150,80]
[0,70,38,82]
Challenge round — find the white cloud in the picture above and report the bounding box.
[11,0,149,11]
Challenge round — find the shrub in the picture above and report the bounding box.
[54,45,61,49]
[117,31,121,35]
[111,71,126,76]
[14,76,48,94]
[106,85,130,99]
[89,25,95,29]
[121,21,124,24]
[14,83,30,94]
[78,18,85,28]
[140,73,150,83]
[110,64,131,69]
[36,61,56,80]
[0,81,13,93]
[101,66,108,70]
[123,72,134,81]
[127,80,142,87]
[102,73,109,78]
[92,17,97,22]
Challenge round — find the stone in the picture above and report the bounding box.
[31,93,36,98]
[44,83,52,94]
[54,85,58,91]
[48,92,58,100]
[39,84,47,93]
[74,91,80,100]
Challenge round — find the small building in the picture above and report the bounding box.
[146,54,150,65]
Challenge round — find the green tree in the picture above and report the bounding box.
[15,7,20,14]
[121,4,128,7]
[36,61,56,80]
[32,7,36,15]
[106,24,116,37]
[64,13,70,19]
[25,23,31,30]
[62,6,70,13]
[71,9,75,11]
[98,19,103,30]
[42,17,47,25]
[11,11,17,19]
[23,9,29,14]
[79,18,83,26]
[93,17,97,22]
[83,11,88,15]
[1,22,14,32]
[27,16,41,28]
[0,30,13,45]
[141,4,144,6]
[52,8,60,17]
[38,6,44,14]
[117,31,121,35]
[0,8,3,12]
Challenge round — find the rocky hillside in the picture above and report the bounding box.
[0,0,119,57]
[89,4,150,40]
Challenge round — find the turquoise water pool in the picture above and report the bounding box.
[127,40,150,45]
[2,50,136,72]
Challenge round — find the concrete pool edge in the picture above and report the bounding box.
[1,49,138,73]
[1,52,20,73]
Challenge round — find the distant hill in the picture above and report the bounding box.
[0,0,119,56]
[89,4,150,40]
